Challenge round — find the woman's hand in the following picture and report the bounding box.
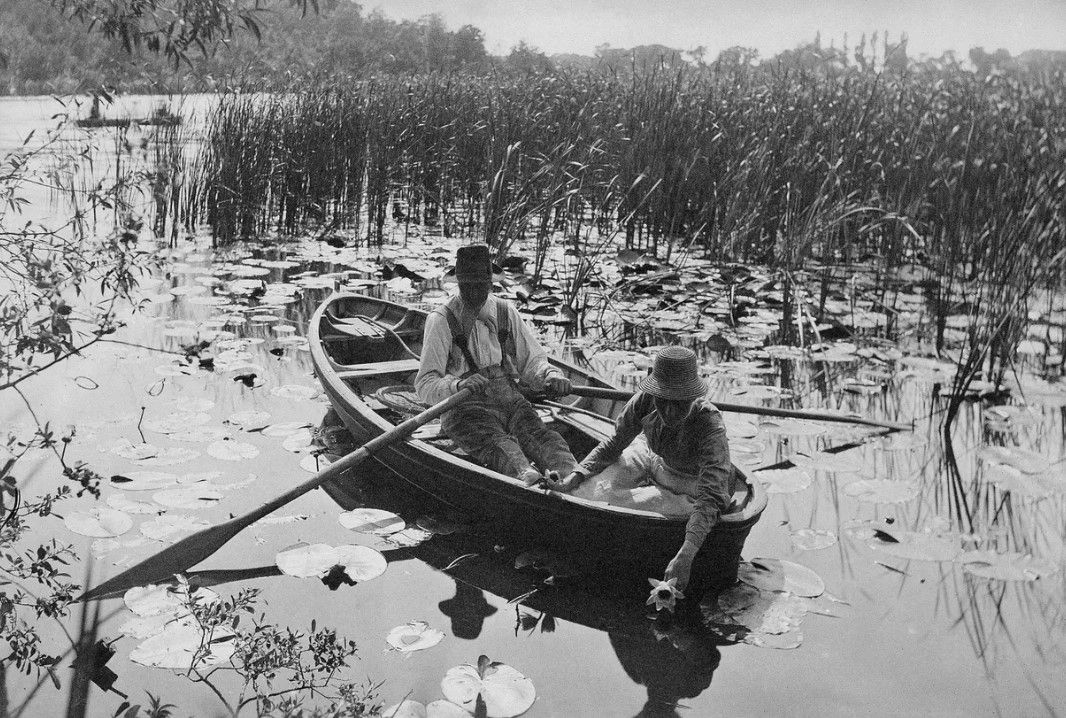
[664,545,697,592]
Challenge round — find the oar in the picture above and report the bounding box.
[78,389,472,602]
[566,385,912,432]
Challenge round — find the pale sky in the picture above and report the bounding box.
[370,0,1066,59]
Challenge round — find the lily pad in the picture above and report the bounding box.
[262,421,313,437]
[282,429,315,453]
[152,486,223,509]
[106,493,163,515]
[133,447,200,467]
[752,468,812,494]
[984,464,1054,498]
[382,700,469,718]
[338,508,406,535]
[143,412,211,435]
[140,514,210,542]
[386,621,445,652]
[169,426,231,443]
[738,558,825,597]
[760,419,829,437]
[124,584,220,617]
[790,529,837,551]
[959,551,1058,581]
[130,621,235,670]
[227,410,272,431]
[333,544,387,581]
[270,384,319,401]
[64,508,133,538]
[790,449,864,474]
[867,529,961,562]
[977,446,1052,475]
[843,479,920,504]
[440,657,536,718]
[207,440,259,461]
[275,543,338,578]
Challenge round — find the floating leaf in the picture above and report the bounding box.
[977,446,1052,475]
[333,544,387,581]
[760,419,829,437]
[270,384,319,401]
[386,621,445,652]
[124,584,219,617]
[843,479,919,504]
[152,486,223,509]
[227,410,272,431]
[983,464,1054,498]
[744,630,803,649]
[338,508,405,535]
[169,426,231,443]
[143,412,211,435]
[140,514,210,542]
[207,440,259,461]
[134,447,200,467]
[119,613,185,640]
[752,467,812,494]
[382,700,468,718]
[867,530,961,562]
[790,529,837,551]
[65,508,133,538]
[282,429,314,453]
[440,658,536,718]
[275,543,337,578]
[790,449,864,474]
[262,421,313,437]
[959,551,1058,581]
[110,439,160,461]
[130,621,235,670]
[738,558,824,597]
[107,493,163,515]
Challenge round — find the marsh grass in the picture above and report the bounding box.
[184,56,1066,406]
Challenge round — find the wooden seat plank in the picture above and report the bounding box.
[335,359,422,379]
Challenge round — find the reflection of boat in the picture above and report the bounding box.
[309,292,767,592]
[320,466,725,718]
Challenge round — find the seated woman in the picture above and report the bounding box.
[550,346,738,592]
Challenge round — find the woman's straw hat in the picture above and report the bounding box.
[638,346,708,401]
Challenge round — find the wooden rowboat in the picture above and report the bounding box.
[309,292,767,592]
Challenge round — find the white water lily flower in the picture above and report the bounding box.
[338,508,405,535]
[299,453,340,473]
[647,577,684,612]
[440,657,536,718]
[130,620,235,670]
[738,558,825,597]
[386,621,445,652]
[65,508,133,538]
[207,440,259,461]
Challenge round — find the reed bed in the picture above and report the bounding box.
[185,56,1066,390]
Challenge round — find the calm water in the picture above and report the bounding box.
[2,96,1065,718]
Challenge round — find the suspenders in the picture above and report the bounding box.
[438,300,517,377]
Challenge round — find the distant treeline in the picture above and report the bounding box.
[4,0,1066,96]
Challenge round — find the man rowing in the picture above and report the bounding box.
[549,346,738,594]
[415,244,579,486]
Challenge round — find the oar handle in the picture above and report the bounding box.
[567,385,912,432]
[243,388,472,525]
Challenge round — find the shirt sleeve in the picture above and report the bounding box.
[508,302,561,389]
[414,311,461,405]
[683,407,734,549]
[578,394,648,475]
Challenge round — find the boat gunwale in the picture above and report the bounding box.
[309,292,767,528]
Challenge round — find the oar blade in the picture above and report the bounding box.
[78,518,246,602]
